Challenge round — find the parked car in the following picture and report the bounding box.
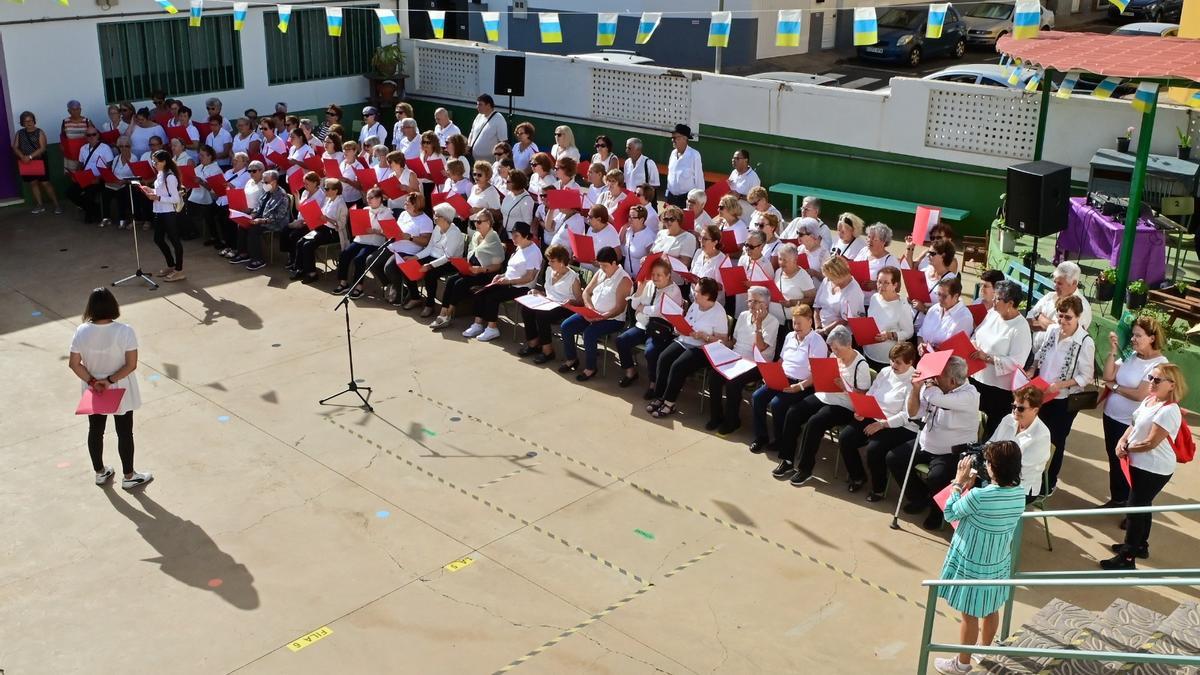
[961,2,1055,47]
[1112,21,1180,36]
[1108,0,1183,23]
[857,5,968,67]
[747,72,840,87]
[923,64,1042,88]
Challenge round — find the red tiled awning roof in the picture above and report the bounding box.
[998,31,1200,84]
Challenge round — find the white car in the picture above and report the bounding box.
[1112,22,1179,36]
[962,2,1055,46]
[923,64,1041,88]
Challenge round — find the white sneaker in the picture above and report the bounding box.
[31,206,45,214]
[476,326,501,342]
[462,323,485,338]
[95,466,114,485]
[121,471,154,490]
[933,656,972,674]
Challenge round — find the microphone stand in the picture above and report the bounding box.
[318,238,396,412]
[112,180,158,290]
[890,401,934,530]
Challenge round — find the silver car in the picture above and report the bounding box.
[962,2,1055,46]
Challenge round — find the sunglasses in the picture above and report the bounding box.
[324,186,338,191]
[743,242,762,249]
[595,144,606,149]
[1057,313,1078,320]
[86,133,98,137]
[661,216,678,223]
[1148,375,1174,385]
[1011,405,1029,413]
[250,169,262,173]
[554,132,563,136]
[472,172,483,178]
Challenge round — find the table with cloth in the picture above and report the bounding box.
[1054,197,1167,286]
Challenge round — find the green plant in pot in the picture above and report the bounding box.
[371,43,405,78]
[1126,278,1148,310]
[1177,126,1193,161]
[1096,267,1117,302]
[1117,126,1133,153]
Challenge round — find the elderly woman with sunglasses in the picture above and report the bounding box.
[746,186,782,231]
[905,222,961,276]
[291,178,348,283]
[684,189,713,232]
[578,205,622,269]
[430,210,506,330]
[591,135,618,172]
[828,212,867,260]
[985,385,1052,501]
[467,161,502,215]
[852,223,900,305]
[528,152,556,199]
[558,246,632,381]
[731,229,775,315]
[652,205,698,270]
[500,171,535,237]
[707,285,779,435]
[512,122,538,172]
[396,202,467,316]
[550,125,580,162]
[713,194,748,250]
[690,223,732,303]
[784,217,830,282]
[769,243,816,324]
[621,200,658,278]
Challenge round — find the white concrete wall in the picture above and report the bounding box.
[0,2,385,132]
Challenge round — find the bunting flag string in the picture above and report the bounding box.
[1092,76,1122,98]
[1012,0,1040,39]
[853,7,877,46]
[539,12,563,43]
[597,12,618,46]
[155,0,178,14]
[1131,81,1158,113]
[1007,64,1024,85]
[428,10,445,39]
[1023,71,1041,92]
[325,6,342,36]
[232,1,246,29]
[1056,71,1079,99]
[708,11,731,48]
[482,11,500,42]
[926,3,948,39]
[1108,0,1130,11]
[276,4,291,33]
[376,9,401,35]
[636,12,661,44]
[188,0,202,27]
[775,10,801,46]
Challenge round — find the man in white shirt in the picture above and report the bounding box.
[623,138,660,197]
[394,118,421,160]
[433,108,461,147]
[886,356,981,530]
[665,123,703,210]
[727,149,760,223]
[466,94,506,161]
[1027,261,1093,332]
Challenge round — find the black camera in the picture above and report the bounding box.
[953,442,990,488]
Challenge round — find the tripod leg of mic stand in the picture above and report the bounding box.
[113,187,159,290]
[890,437,923,530]
[319,383,373,411]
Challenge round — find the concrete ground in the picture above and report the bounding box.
[2,207,1197,675]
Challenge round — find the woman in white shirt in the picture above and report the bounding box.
[68,288,152,489]
[291,178,347,283]
[138,149,185,282]
[336,140,365,206]
[830,212,867,260]
[776,325,873,486]
[258,117,288,169]
[169,137,191,168]
[853,223,900,309]
[787,217,829,282]
[512,122,539,172]
[616,256,685,392]
[646,277,728,418]
[377,192,434,306]
[500,171,535,236]
[690,223,731,303]
[581,205,621,268]
[864,266,915,371]
[975,269,1005,310]
[814,255,866,335]
[128,109,166,159]
[713,195,748,251]
[758,213,784,268]
[839,342,919,501]
[969,280,1033,439]
[621,198,658,279]
[596,169,630,218]
[582,163,607,208]
[467,161,502,215]
[101,105,129,138]
[591,134,619,172]
[918,277,974,352]
[733,229,775,316]
[1103,363,1185,570]
[558,245,632,380]
[520,244,582,364]
[187,144,222,250]
[544,197,586,254]
[461,222,544,343]
[986,385,1052,499]
[749,303,829,454]
[230,118,261,163]
[1098,316,1169,507]
[771,243,816,325]
[332,187,390,299]
[205,115,234,169]
[1028,294,1095,493]
[383,151,420,213]
[746,186,783,232]
[650,205,698,272]
[909,240,959,317]
[707,286,780,435]
[685,189,714,234]
[441,161,472,198]
[550,125,581,162]
[399,202,467,317]
[103,139,138,229]
[286,128,315,177]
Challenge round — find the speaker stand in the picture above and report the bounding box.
[506,93,514,117]
[1023,234,1041,314]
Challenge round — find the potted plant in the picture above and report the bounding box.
[366,43,406,107]
[1117,126,1134,153]
[1126,278,1148,310]
[1096,268,1117,302]
[1177,126,1192,161]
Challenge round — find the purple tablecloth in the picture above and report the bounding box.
[1054,197,1167,286]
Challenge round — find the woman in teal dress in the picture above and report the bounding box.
[934,440,1027,675]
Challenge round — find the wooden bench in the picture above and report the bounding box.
[768,183,971,222]
[1001,258,1055,305]
[1149,288,1200,331]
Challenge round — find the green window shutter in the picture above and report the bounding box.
[97,15,243,104]
[263,4,380,85]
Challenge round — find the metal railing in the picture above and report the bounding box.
[915,502,1200,674]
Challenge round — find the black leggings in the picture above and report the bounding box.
[521,305,572,345]
[1102,414,1132,504]
[153,211,183,270]
[706,368,761,426]
[838,420,917,493]
[472,284,528,321]
[88,412,135,475]
[294,227,339,274]
[975,380,1014,441]
[439,272,496,308]
[778,394,827,463]
[795,403,858,475]
[102,186,134,222]
[653,341,710,402]
[1039,397,1079,491]
[1124,466,1172,549]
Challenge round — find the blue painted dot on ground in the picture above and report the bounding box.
[31,311,42,317]
[376,510,390,518]
[147,374,161,381]
[217,415,230,423]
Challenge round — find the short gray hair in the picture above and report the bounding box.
[747,286,771,303]
[1053,261,1081,284]
[232,151,249,164]
[434,107,450,118]
[944,356,968,386]
[262,169,280,184]
[687,188,706,206]
[432,203,458,223]
[745,230,765,247]
[793,216,821,238]
[205,97,222,108]
[993,279,1024,306]
[865,222,893,245]
[778,242,799,261]
[247,160,265,172]
[625,137,643,151]
[363,135,380,147]
[827,325,853,349]
[802,196,821,211]
[401,117,418,129]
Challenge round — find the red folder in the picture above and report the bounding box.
[912,205,941,245]
[426,157,447,186]
[266,150,289,168]
[810,357,841,393]
[901,268,932,304]
[99,129,120,145]
[405,157,430,180]
[746,268,785,302]
[377,175,405,200]
[719,265,749,296]
[940,331,986,376]
[177,163,198,189]
[204,174,228,197]
[431,191,471,219]
[299,199,326,230]
[286,169,305,194]
[71,170,96,188]
[719,229,740,255]
[664,312,694,336]
[379,217,403,240]
[76,387,125,415]
[967,303,988,327]
[704,180,731,216]
[165,124,192,145]
[297,155,320,176]
[797,251,810,271]
[566,304,606,321]
[568,230,596,264]
[227,188,248,212]
[99,165,120,183]
[229,209,254,228]
[847,316,883,346]
[449,257,474,275]
[398,257,426,281]
[354,167,378,191]
[681,209,696,233]
[848,259,871,286]
[323,158,342,180]
[1119,454,1132,487]
[576,160,591,179]
[545,188,583,211]
[1012,370,1052,393]
[636,252,663,282]
[129,161,155,181]
[612,192,638,227]
[913,349,953,382]
[933,482,968,529]
[757,361,790,391]
[849,392,887,420]
[17,160,45,177]
[348,208,372,236]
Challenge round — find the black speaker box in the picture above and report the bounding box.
[1005,160,1071,237]
[494,54,526,97]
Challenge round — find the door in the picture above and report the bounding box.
[0,46,18,203]
[821,10,837,48]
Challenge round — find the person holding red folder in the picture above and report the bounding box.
[292,179,348,283]
[392,203,466,315]
[285,128,316,178]
[851,223,901,307]
[137,149,186,281]
[768,244,817,324]
[184,145,223,245]
[13,111,62,214]
[749,303,828,454]
[461,222,543,343]
[542,186,586,251]
[909,239,959,317]
[167,106,201,161]
[689,224,731,304]
[713,195,748,253]
[649,205,698,276]
[257,117,288,169]
[706,286,779,435]
[330,187,390,298]
[466,161,503,216]
[205,115,234,169]
[731,230,775,316]
[577,205,621,269]
[863,266,914,371]
[780,217,829,283]
[68,288,152,489]
[645,277,728,417]
[837,343,919,501]
[429,210,505,330]
[382,151,420,212]
[65,127,114,225]
[969,280,1033,440]
[374,192,433,307]
[101,139,139,228]
[620,195,658,280]
[215,155,259,256]
[813,256,865,336]
[917,277,975,353]
[772,325,873,486]
[557,246,632,380]
[615,257,685,390]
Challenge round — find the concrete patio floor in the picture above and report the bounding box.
[2,208,1197,675]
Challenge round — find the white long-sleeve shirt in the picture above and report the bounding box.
[864,295,915,365]
[867,366,917,431]
[666,145,703,196]
[1032,326,1095,401]
[971,311,1033,390]
[918,301,974,348]
[414,224,466,267]
[914,382,981,455]
[1027,289,1093,331]
[988,414,1052,495]
[623,154,660,191]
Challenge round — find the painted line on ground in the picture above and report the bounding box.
[410,392,956,622]
[326,417,647,586]
[478,464,539,489]
[492,547,718,674]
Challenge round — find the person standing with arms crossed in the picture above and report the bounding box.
[68,288,153,489]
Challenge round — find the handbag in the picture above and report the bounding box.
[1066,389,1100,413]
[646,316,673,341]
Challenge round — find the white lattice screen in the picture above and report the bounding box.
[924,89,1040,160]
[591,67,692,131]
[415,46,480,98]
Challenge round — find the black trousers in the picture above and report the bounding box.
[439,272,496,308]
[294,227,339,274]
[886,443,962,510]
[706,368,762,426]
[664,192,687,209]
[101,186,134,222]
[415,262,458,307]
[1038,397,1079,491]
[654,341,709,402]
[88,412,134,475]
[473,285,528,321]
[521,305,572,345]
[153,211,183,270]
[778,394,826,463]
[282,227,308,262]
[337,241,382,282]
[67,183,104,222]
[1124,466,1172,549]
[218,206,238,250]
[975,380,1014,441]
[236,223,265,262]
[796,404,858,475]
[1102,414,1132,504]
[188,202,220,246]
[839,420,918,493]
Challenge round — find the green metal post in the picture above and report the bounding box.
[1111,99,1159,317]
[1033,69,1055,161]
[1001,517,1025,640]
[917,586,939,674]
